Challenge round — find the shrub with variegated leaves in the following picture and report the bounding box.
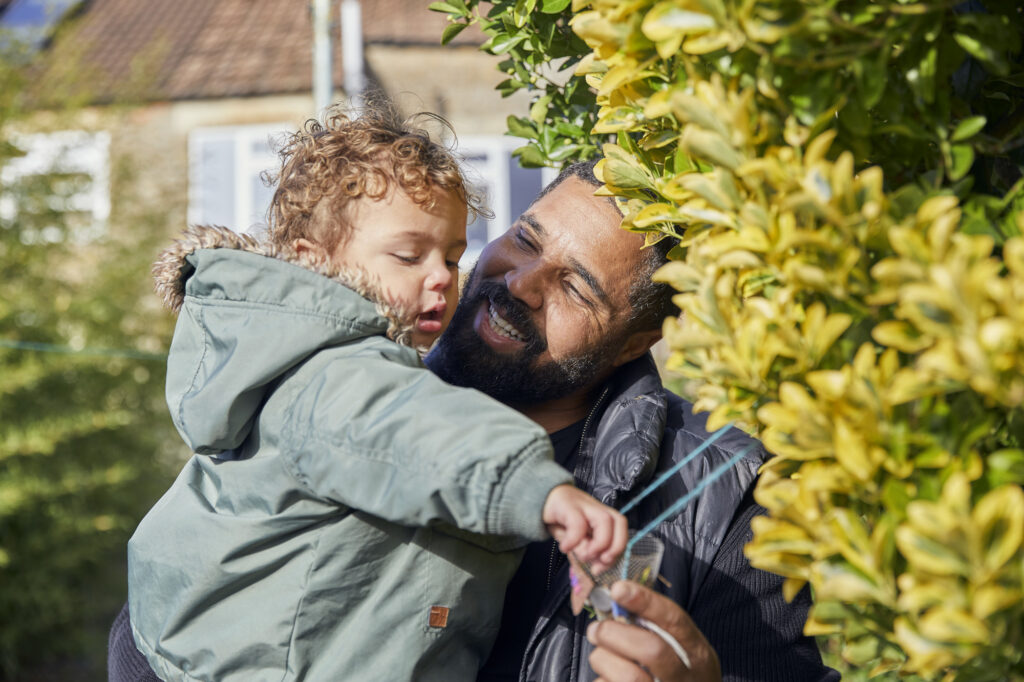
[434,0,1024,678]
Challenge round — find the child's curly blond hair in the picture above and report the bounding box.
[264,103,486,253]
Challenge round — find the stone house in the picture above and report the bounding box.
[3,0,551,260]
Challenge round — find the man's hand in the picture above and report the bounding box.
[542,484,628,575]
[586,581,721,682]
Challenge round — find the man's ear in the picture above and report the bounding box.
[612,328,662,368]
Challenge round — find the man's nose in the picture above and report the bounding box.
[504,261,543,310]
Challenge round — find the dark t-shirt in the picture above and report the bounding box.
[477,419,586,682]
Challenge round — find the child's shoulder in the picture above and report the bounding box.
[289,333,424,385]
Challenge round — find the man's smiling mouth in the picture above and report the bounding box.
[488,301,526,342]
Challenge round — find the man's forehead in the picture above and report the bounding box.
[535,176,622,214]
[528,184,639,253]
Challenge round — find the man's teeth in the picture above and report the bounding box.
[488,305,525,342]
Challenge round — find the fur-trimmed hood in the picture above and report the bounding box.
[153,225,415,344]
[153,225,421,454]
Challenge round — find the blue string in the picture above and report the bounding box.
[0,338,165,361]
[618,423,734,515]
[620,441,759,581]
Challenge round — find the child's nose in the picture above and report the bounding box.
[425,265,452,293]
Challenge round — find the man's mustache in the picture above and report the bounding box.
[469,280,545,352]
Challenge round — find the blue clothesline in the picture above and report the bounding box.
[0,338,165,361]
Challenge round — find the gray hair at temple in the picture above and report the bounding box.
[535,159,679,332]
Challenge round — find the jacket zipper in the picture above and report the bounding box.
[544,386,610,592]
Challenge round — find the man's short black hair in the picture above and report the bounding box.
[539,159,678,332]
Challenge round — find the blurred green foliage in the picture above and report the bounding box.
[0,38,178,679]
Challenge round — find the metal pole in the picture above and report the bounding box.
[340,0,365,108]
[312,0,333,115]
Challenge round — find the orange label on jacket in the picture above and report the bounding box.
[428,606,449,628]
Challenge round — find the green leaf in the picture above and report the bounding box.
[541,0,571,13]
[440,21,469,45]
[949,144,974,181]
[514,143,547,168]
[489,33,527,55]
[506,115,537,139]
[495,78,527,97]
[553,121,585,137]
[854,51,888,109]
[986,449,1024,487]
[512,0,537,28]
[548,141,582,161]
[954,33,1009,77]
[951,116,986,142]
[428,2,466,15]
[529,95,552,124]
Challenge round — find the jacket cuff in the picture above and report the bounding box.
[488,438,574,541]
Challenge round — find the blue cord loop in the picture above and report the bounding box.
[619,422,757,581]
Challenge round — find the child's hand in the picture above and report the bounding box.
[542,484,628,575]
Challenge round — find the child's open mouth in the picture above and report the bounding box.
[416,309,444,334]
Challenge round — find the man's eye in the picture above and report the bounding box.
[564,282,592,308]
[514,228,537,252]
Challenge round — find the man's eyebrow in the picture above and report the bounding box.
[568,256,611,308]
[520,212,546,237]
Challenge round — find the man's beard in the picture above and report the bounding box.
[426,273,622,405]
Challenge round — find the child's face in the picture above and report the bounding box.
[332,186,468,348]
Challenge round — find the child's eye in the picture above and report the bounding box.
[445,259,459,269]
[392,253,420,264]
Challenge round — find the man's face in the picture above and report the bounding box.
[426,177,647,404]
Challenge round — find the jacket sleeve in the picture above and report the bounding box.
[277,346,573,542]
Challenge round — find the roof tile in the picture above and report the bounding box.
[34,0,482,102]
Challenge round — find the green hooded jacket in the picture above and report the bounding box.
[128,226,572,681]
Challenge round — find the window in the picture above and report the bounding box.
[0,129,110,243]
[455,136,556,265]
[188,128,557,255]
[188,124,290,235]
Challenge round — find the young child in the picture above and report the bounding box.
[126,107,626,682]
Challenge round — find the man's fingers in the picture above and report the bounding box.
[588,639,656,682]
[604,581,721,680]
[587,618,683,682]
[610,581,693,643]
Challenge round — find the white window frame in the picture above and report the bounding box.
[187,123,291,234]
[0,129,110,243]
[454,135,556,264]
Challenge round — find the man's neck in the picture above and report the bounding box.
[510,387,603,434]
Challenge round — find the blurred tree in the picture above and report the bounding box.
[0,28,179,681]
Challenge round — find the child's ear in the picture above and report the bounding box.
[293,238,323,258]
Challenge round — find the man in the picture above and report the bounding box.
[428,161,835,682]
[109,161,836,682]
